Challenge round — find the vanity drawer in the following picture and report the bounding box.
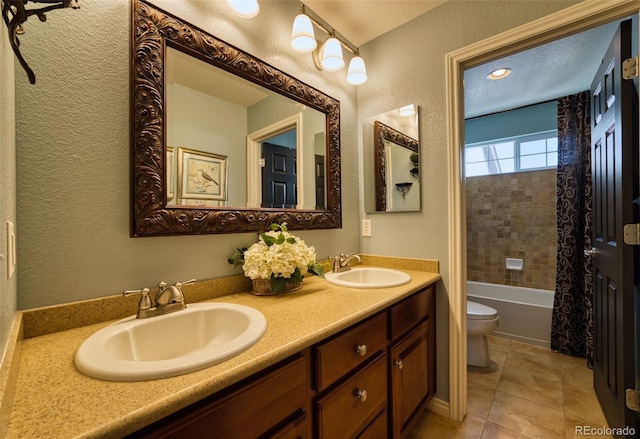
[134,355,308,438]
[389,286,434,341]
[315,353,387,439]
[314,313,387,391]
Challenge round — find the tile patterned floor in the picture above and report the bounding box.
[410,336,612,439]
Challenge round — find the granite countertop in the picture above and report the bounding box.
[3,257,440,438]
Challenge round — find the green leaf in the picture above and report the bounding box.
[270,223,280,231]
[281,222,288,232]
[309,263,325,278]
[270,277,287,294]
[227,258,234,265]
[290,269,303,283]
[286,237,296,244]
[261,233,276,246]
[276,234,285,244]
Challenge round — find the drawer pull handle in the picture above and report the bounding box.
[394,360,404,369]
[355,389,368,402]
[355,344,367,356]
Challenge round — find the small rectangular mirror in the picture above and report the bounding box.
[363,105,420,212]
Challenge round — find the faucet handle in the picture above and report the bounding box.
[172,279,196,303]
[175,278,196,287]
[328,255,341,271]
[123,288,152,311]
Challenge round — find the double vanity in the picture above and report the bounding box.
[3,256,440,438]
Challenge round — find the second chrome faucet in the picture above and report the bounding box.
[330,253,362,273]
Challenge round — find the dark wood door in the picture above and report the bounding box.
[590,19,638,435]
[262,142,297,208]
[315,154,326,210]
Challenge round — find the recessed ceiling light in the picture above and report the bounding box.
[487,68,511,80]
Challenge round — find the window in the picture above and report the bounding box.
[465,131,558,177]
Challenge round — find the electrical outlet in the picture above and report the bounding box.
[361,219,372,237]
[6,221,16,279]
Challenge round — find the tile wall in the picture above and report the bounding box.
[466,169,557,291]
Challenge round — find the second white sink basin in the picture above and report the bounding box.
[74,302,267,382]
[325,267,411,288]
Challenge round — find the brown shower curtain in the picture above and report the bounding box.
[551,90,593,367]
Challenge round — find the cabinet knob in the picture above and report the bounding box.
[394,360,404,369]
[355,344,367,356]
[355,389,368,402]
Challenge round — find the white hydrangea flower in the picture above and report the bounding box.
[241,228,317,280]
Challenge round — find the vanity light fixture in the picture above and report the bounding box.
[291,3,367,85]
[226,0,259,18]
[317,34,344,72]
[347,50,367,85]
[291,5,316,52]
[487,67,511,80]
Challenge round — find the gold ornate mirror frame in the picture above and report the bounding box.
[130,0,341,236]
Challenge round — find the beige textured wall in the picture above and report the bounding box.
[358,0,582,403]
[0,14,17,355]
[466,170,557,291]
[14,0,359,309]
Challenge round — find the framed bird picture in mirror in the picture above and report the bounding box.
[176,147,227,206]
[165,146,175,203]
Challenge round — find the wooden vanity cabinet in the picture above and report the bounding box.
[130,354,311,439]
[131,284,436,439]
[388,285,436,438]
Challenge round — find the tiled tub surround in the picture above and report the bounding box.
[466,169,557,292]
[0,256,439,438]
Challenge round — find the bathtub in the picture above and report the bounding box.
[467,281,554,348]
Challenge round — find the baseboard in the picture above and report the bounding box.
[427,397,450,418]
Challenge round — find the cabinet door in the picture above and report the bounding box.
[390,321,429,438]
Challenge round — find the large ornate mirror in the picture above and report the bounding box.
[131,0,341,236]
[363,105,420,212]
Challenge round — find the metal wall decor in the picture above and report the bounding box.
[1,0,80,84]
[131,0,342,236]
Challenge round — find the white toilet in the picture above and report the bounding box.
[467,301,499,367]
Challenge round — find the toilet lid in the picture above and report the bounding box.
[467,301,498,320]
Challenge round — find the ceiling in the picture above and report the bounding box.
[463,21,621,118]
[302,1,624,118]
[303,0,448,47]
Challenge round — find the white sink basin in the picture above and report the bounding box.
[325,267,411,289]
[74,303,267,382]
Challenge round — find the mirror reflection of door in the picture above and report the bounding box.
[261,130,297,209]
[164,46,328,211]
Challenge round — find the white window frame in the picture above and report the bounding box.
[465,129,558,177]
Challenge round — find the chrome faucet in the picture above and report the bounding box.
[330,253,362,272]
[123,279,196,319]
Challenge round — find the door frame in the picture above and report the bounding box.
[247,113,304,209]
[445,0,640,422]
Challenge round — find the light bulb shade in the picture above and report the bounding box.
[320,37,344,72]
[227,0,259,18]
[291,14,317,53]
[347,56,367,85]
